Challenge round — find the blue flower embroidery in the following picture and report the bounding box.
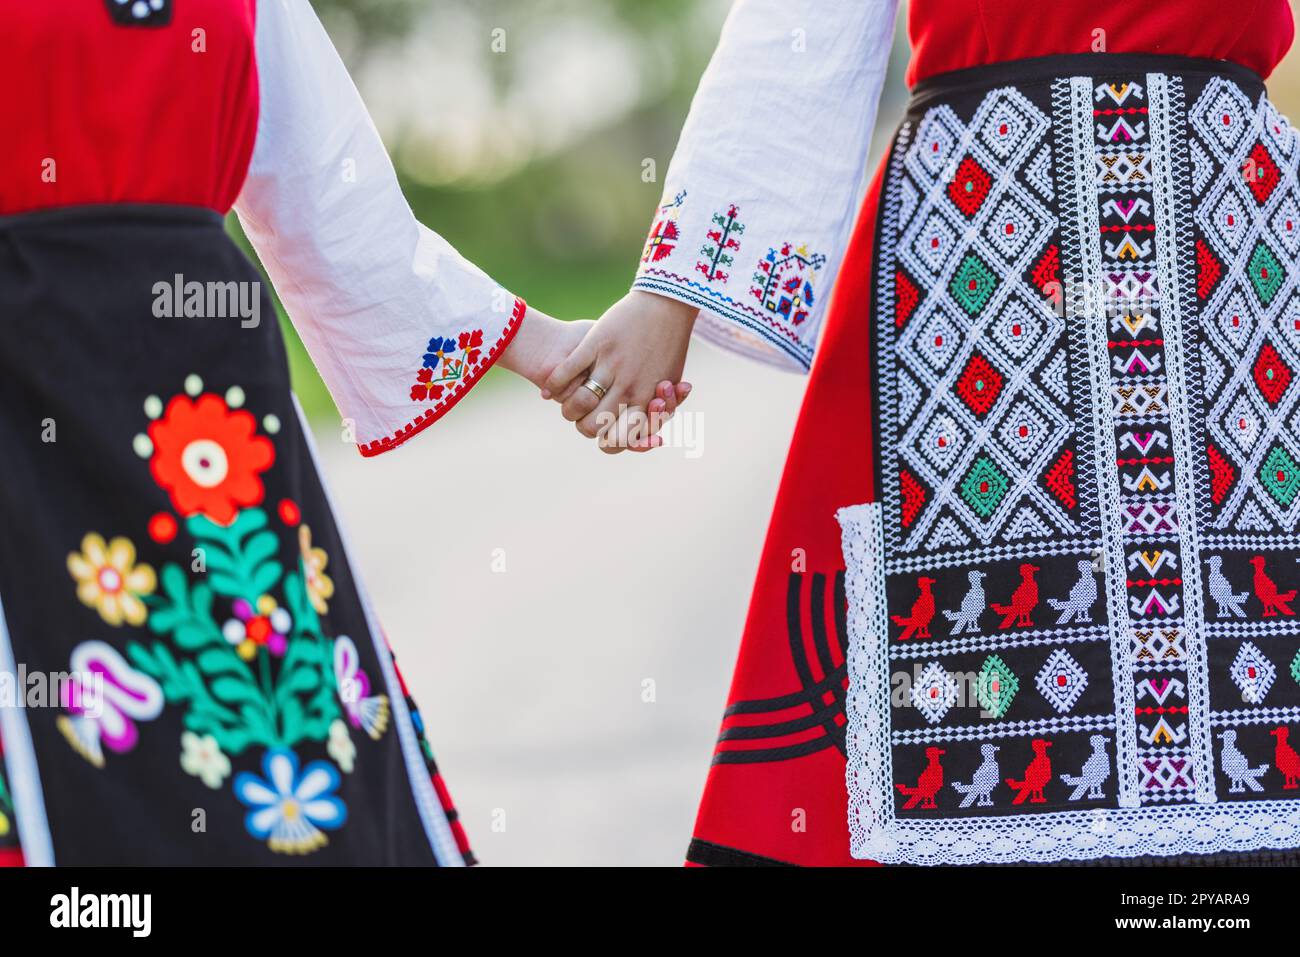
[234,749,347,854]
[423,336,456,369]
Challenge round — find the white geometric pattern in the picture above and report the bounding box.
[1036,648,1089,713]
[1229,642,1276,704]
[891,87,1071,553]
[911,661,959,724]
[1191,77,1300,532]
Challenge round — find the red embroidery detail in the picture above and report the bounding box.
[1044,448,1077,510]
[947,156,992,217]
[1251,556,1297,617]
[1253,343,1292,404]
[900,469,927,528]
[896,746,945,809]
[1031,242,1061,305]
[697,204,744,282]
[750,242,826,326]
[954,352,1003,416]
[895,270,920,328]
[891,576,936,641]
[359,297,527,457]
[1005,739,1053,804]
[1207,443,1236,505]
[1244,142,1281,204]
[1273,727,1300,788]
[642,190,686,264]
[147,512,178,545]
[1196,238,1221,300]
[989,562,1041,629]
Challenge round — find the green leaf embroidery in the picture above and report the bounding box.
[135,511,344,758]
[188,509,284,603]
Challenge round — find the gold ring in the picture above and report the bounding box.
[581,377,608,400]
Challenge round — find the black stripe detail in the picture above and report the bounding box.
[685,838,796,867]
[712,735,837,765]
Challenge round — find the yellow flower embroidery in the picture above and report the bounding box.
[67,533,157,627]
[299,525,334,615]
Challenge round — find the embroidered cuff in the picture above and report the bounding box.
[632,193,826,373]
[356,296,526,457]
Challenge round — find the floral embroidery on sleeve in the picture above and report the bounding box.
[358,297,527,457]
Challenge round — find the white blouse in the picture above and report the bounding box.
[632,0,901,372]
[235,0,524,457]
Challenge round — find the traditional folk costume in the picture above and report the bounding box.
[0,0,524,864]
[638,0,1300,864]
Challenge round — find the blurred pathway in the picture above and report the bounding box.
[314,343,804,865]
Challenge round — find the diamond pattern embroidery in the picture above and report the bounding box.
[911,661,958,724]
[948,253,1000,314]
[954,352,1004,416]
[1260,445,1300,506]
[1253,342,1293,404]
[1245,142,1281,204]
[958,454,1011,517]
[1036,649,1088,713]
[1230,642,1277,703]
[947,156,992,217]
[976,655,1019,718]
[1247,241,1286,304]
[889,86,1069,553]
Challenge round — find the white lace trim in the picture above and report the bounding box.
[1147,72,1218,802]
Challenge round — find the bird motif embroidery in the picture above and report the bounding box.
[1006,738,1052,804]
[990,563,1041,629]
[896,746,945,809]
[1047,558,1097,625]
[892,576,937,641]
[1251,556,1296,617]
[951,743,1000,807]
[1218,729,1267,793]
[1059,734,1110,800]
[1272,726,1300,789]
[943,570,986,635]
[1206,555,1248,618]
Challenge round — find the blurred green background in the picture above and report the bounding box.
[233,0,1300,421]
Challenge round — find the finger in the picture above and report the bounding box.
[600,404,653,453]
[655,381,677,417]
[674,382,692,405]
[575,382,623,439]
[628,398,668,452]
[553,378,586,405]
[561,368,610,424]
[544,336,598,398]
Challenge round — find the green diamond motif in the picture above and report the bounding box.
[959,454,1011,518]
[976,654,1019,718]
[948,253,999,315]
[1291,648,1300,686]
[1261,445,1300,506]
[1247,242,1286,305]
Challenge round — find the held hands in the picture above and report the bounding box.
[540,291,697,453]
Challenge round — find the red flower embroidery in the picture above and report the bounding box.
[148,394,275,526]
[409,367,447,402]
[458,329,484,365]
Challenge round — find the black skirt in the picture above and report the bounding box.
[0,205,469,865]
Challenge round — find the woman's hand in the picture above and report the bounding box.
[542,291,697,453]
[497,307,593,390]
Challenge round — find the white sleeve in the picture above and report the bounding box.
[632,0,899,373]
[235,0,525,457]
